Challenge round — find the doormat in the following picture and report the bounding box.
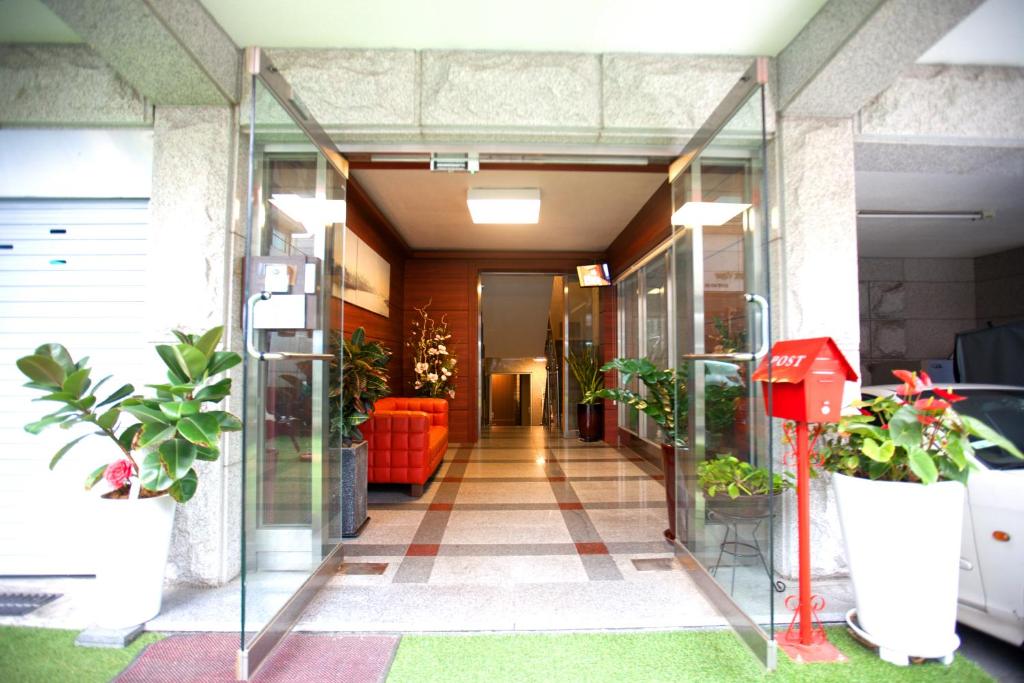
[116,633,399,683]
[0,592,61,616]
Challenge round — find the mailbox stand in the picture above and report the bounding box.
[752,337,857,663]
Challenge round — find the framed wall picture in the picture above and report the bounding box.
[334,226,390,317]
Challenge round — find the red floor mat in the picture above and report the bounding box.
[116,633,399,683]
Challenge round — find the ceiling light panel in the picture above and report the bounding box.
[671,201,750,227]
[467,188,541,224]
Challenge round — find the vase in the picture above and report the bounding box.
[832,472,963,664]
[92,493,176,629]
[576,403,603,442]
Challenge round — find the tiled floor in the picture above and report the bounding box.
[0,426,854,635]
[310,426,723,631]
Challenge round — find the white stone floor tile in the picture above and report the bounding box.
[587,507,670,543]
[429,555,589,586]
[455,481,557,504]
[570,478,666,504]
[442,509,573,544]
[344,509,425,546]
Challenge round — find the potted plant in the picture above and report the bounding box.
[698,454,794,519]
[16,327,241,628]
[820,370,1023,665]
[328,327,391,537]
[567,346,604,442]
[593,357,686,540]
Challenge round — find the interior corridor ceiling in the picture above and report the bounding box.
[351,168,664,252]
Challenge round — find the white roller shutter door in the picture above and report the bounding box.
[0,199,150,575]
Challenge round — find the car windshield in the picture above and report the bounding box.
[945,389,1024,471]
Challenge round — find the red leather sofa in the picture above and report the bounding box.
[362,397,448,496]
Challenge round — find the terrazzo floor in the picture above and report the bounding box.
[0,426,854,636]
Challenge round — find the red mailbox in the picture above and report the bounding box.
[751,337,858,423]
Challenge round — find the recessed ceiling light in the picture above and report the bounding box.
[467,188,540,224]
[671,201,750,227]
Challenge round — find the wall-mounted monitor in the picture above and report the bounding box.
[577,263,611,287]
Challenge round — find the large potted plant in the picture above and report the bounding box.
[16,327,241,628]
[820,370,1023,665]
[593,357,686,540]
[328,327,391,537]
[567,346,604,442]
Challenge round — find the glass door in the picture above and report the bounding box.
[668,58,779,668]
[238,49,348,680]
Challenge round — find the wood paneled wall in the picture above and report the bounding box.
[332,178,410,393]
[404,252,604,444]
[605,181,671,279]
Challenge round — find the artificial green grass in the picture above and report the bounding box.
[0,627,163,683]
[386,627,992,683]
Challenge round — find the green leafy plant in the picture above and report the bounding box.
[592,358,687,446]
[328,327,392,447]
[698,455,794,500]
[16,327,241,503]
[566,346,604,405]
[819,370,1024,485]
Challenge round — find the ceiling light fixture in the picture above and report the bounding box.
[857,210,992,221]
[671,201,751,227]
[269,194,346,228]
[467,188,541,224]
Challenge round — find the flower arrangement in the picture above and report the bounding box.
[16,326,242,503]
[818,369,1022,484]
[408,302,457,399]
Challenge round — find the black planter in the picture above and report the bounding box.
[576,402,603,442]
[328,441,369,538]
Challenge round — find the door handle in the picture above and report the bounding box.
[746,293,769,360]
[682,293,769,363]
[245,292,333,362]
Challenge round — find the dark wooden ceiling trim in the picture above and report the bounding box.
[348,161,667,174]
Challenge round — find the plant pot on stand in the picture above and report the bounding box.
[833,473,964,665]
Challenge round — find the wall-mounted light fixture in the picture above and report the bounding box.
[467,188,541,224]
[857,210,993,221]
[671,201,750,227]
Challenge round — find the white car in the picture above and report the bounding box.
[862,384,1024,647]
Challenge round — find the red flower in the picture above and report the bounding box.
[104,459,134,489]
[893,369,933,396]
[932,387,966,403]
[914,397,951,413]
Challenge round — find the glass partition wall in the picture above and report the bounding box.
[238,49,348,680]
[667,59,778,668]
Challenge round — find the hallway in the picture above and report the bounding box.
[304,427,724,631]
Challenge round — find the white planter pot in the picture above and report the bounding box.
[832,473,963,663]
[92,494,176,629]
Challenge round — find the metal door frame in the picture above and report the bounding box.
[666,57,778,669]
[237,47,348,681]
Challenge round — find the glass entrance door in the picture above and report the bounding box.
[668,59,779,668]
[238,49,348,680]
